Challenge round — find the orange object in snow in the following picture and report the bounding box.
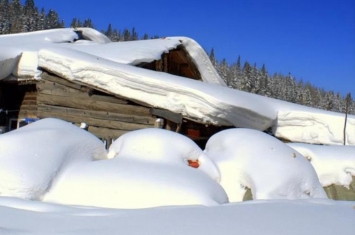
[188,160,199,168]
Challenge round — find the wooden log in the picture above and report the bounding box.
[37,93,151,116]
[38,80,92,95]
[41,72,83,90]
[38,85,128,105]
[21,100,37,106]
[150,108,182,124]
[87,126,129,139]
[38,105,155,124]
[19,104,37,110]
[18,110,37,118]
[37,111,154,131]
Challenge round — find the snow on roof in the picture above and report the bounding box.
[0,28,225,85]
[0,28,354,145]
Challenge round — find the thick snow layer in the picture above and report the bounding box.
[45,128,227,209]
[43,157,228,209]
[11,51,41,79]
[0,28,224,85]
[0,118,226,208]
[36,41,355,145]
[0,47,21,79]
[107,128,220,181]
[0,118,107,200]
[204,128,327,202]
[60,36,225,85]
[0,28,78,46]
[38,47,276,129]
[288,143,355,187]
[75,27,111,44]
[0,197,354,235]
[276,111,355,145]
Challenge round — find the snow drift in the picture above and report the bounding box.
[107,128,221,181]
[0,118,107,200]
[204,128,327,202]
[288,143,355,188]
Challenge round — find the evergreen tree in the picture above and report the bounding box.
[208,48,218,68]
[45,9,61,29]
[217,59,230,86]
[83,18,94,28]
[241,61,252,92]
[130,27,138,40]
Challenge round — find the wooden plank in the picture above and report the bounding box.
[20,104,37,110]
[41,72,83,90]
[37,111,154,131]
[18,110,37,118]
[37,93,151,116]
[38,86,128,105]
[87,126,129,139]
[150,108,182,124]
[21,100,37,106]
[38,105,155,125]
[38,80,91,94]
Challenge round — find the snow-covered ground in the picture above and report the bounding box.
[0,196,354,235]
[0,118,354,234]
[0,28,354,145]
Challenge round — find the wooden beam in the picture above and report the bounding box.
[37,93,151,116]
[41,72,83,90]
[37,111,153,131]
[38,105,155,125]
[150,108,182,124]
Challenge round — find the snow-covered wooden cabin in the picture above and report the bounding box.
[0,28,228,146]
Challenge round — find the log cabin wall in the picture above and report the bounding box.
[37,72,156,147]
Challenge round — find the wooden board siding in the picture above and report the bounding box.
[138,46,202,81]
[37,72,156,143]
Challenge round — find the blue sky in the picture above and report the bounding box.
[32,0,354,96]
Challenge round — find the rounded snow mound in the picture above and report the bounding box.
[107,128,221,182]
[45,128,228,208]
[204,128,327,202]
[0,118,107,200]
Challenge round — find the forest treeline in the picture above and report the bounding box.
[0,0,353,114]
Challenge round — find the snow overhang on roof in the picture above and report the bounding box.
[0,28,226,86]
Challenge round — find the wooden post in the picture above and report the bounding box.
[343,93,352,145]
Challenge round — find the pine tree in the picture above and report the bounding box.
[208,48,218,68]
[45,9,61,29]
[130,27,138,40]
[217,59,230,86]
[241,61,252,92]
[83,18,94,28]
[10,0,22,33]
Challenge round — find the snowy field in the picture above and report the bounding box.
[0,118,354,234]
[1,28,355,234]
